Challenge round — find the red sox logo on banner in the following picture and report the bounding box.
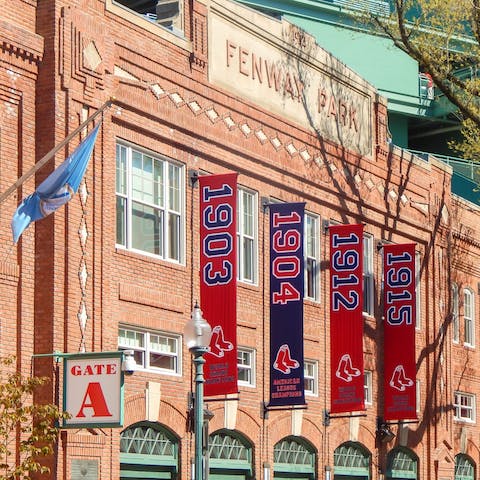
[329,224,365,414]
[383,243,417,421]
[199,173,238,397]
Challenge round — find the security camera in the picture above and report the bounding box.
[122,350,136,375]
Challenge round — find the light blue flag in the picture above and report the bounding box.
[11,122,101,243]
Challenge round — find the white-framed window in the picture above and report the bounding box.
[416,380,421,414]
[111,0,183,32]
[364,370,372,405]
[363,234,374,315]
[237,188,257,284]
[305,213,320,302]
[118,326,181,375]
[464,288,475,347]
[237,347,255,387]
[116,142,184,262]
[454,391,476,423]
[415,251,421,329]
[304,360,318,396]
[452,283,459,343]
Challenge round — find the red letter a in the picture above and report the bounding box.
[76,382,112,418]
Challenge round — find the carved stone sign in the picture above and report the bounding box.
[71,459,99,480]
[209,2,374,156]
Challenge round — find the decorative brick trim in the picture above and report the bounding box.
[119,282,184,313]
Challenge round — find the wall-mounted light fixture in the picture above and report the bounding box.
[376,417,395,443]
[121,349,136,375]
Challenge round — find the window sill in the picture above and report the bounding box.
[115,246,186,271]
[125,367,182,378]
[454,418,475,424]
[238,280,260,292]
[304,298,321,307]
[238,383,256,389]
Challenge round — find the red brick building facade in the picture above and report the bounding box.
[1,0,479,479]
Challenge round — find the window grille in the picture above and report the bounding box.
[387,448,417,478]
[334,443,369,470]
[121,424,177,457]
[209,432,250,461]
[455,454,475,480]
[274,438,315,467]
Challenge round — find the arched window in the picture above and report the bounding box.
[208,429,253,480]
[386,448,418,479]
[455,454,475,480]
[120,422,179,479]
[334,442,370,479]
[274,436,316,480]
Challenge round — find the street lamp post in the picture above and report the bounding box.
[184,302,212,480]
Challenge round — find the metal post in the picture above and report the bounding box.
[192,348,207,480]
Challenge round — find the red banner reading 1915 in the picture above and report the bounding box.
[383,243,417,421]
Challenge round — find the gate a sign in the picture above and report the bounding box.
[63,352,124,428]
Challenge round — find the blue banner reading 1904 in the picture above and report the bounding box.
[269,202,306,407]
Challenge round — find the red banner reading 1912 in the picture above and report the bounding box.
[329,224,365,414]
[383,243,417,421]
[199,173,238,397]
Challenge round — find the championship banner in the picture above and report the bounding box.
[383,243,417,421]
[199,173,238,397]
[329,224,365,413]
[269,202,305,407]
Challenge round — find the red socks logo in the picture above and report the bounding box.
[273,344,300,374]
[208,325,233,358]
[389,365,413,391]
[336,354,361,383]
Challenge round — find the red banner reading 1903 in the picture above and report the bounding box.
[383,243,417,421]
[199,173,238,397]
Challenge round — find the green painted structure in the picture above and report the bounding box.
[235,0,479,204]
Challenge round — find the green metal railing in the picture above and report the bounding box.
[331,0,390,16]
[408,149,480,204]
[408,149,480,182]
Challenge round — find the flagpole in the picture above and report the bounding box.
[0,98,114,205]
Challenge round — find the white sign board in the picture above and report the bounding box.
[63,353,123,428]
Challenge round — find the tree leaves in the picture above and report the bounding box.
[0,356,69,480]
[367,0,480,159]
